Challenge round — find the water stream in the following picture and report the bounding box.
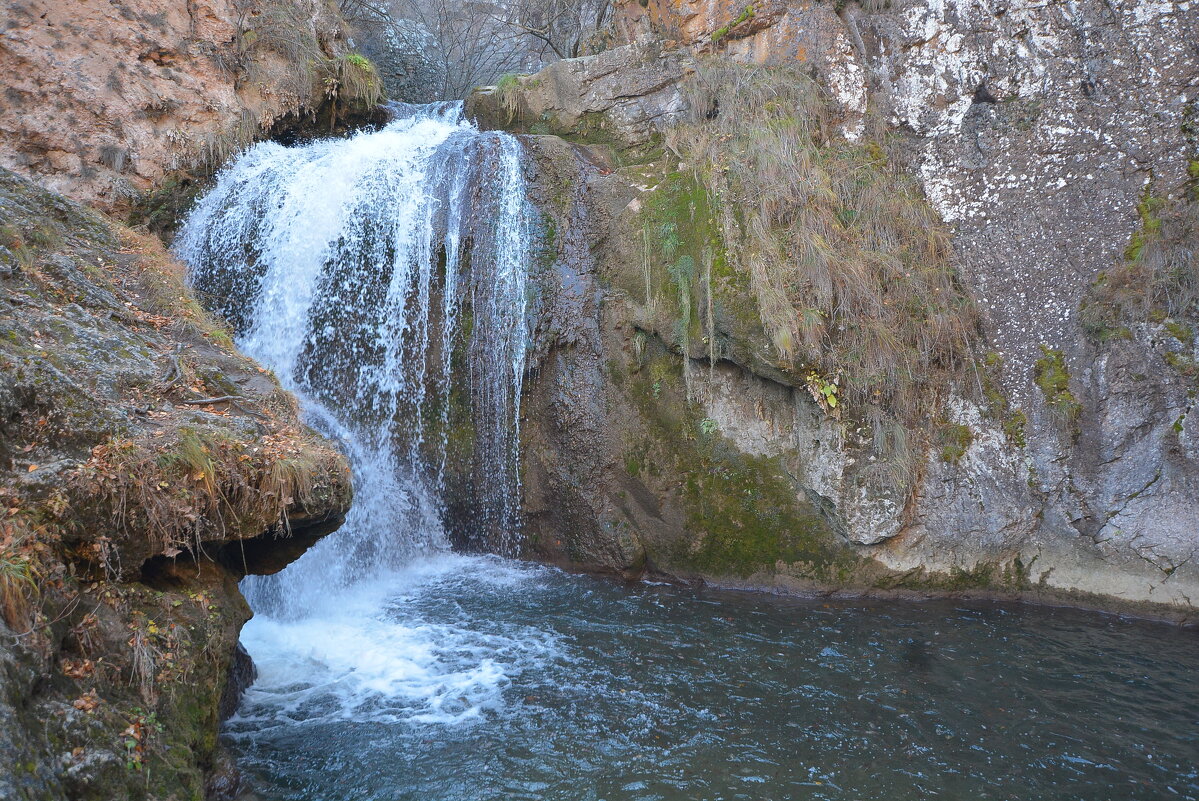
[179,106,1199,801]
[178,102,531,615]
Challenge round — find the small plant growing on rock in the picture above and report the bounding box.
[937,422,974,464]
[710,4,754,42]
[805,370,840,414]
[1079,184,1198,356]
[0,550,37,629]
[497,73,523,123]
[1034,345,1082,422]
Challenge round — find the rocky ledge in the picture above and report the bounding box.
[470,29,1199,621]
[0,168,351,800]
[0,0,382,217]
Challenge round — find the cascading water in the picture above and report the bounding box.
[172,105,1199,801]
[178,103,532,619]
[174,103,550,732]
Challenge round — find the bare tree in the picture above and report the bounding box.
[340,0,612,102]
[486,0,612,61]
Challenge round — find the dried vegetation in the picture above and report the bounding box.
[1080,181,1199,378]
[0,168,350,612]
[662,60,979,479]
[666,61,977,417]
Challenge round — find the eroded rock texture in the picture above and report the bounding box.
[0,168,351,799]
[474,0,1199,616]
[0,0,353,211]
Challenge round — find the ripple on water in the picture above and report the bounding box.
[226,556,1199,801]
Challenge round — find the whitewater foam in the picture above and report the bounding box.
[177,102,534,621]
[228,555,563,730]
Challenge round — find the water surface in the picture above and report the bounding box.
[227,555,1199,800]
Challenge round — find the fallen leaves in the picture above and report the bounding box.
[62,658,96,679]
[72,690,101,712]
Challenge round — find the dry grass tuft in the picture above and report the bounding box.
[0,551,37,630]
[235,0,329,103]
[73,424,344,572]
[1080,192,1199,344]
[665,60,978,430]
[496,73,524,123]
[325,52,385,121]
[233,1,383,111]
[116,228,238,348]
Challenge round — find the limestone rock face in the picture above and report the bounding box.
[477,3,1199,615]
[467,41,690,146]
[0,0,350,211]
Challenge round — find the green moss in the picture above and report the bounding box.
[1165,320,1194,345]
[1034,344,1082,422]
[538,212,558,269]
[28,224,62,250]
[680,448,848,578]
[1081,185,1197,360]
[127,174,205,239]
[632,170,751,361]
[937,422,974,464]
[525,111,664,165]
[623,453,642,477]
[711,4,755,41]
[1003,409,1029,449]
[344,52,371,71]
[881,557,1033,593]
[625,343,855,580]
[333,52,383,108]
[977,352,1027,448]
[1125,192,1165,263]
[1164,350,1199,377]
[495,73,523,124]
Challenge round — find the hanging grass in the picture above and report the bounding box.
[664,59,979,435]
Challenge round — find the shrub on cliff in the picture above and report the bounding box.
[1080,186,1199,369]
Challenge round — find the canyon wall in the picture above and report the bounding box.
[0,0,379,214]
[472,0,1199,617]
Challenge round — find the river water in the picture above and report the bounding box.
[178,105,1199,801]
[225,553,1199,801]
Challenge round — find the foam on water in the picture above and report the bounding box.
[178,101,533,618]
[177,103,536,727]
[229,555,563,730]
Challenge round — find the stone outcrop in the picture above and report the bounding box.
[0,168,351,799]
[472,0,1199,618]
[467,41,690,148]
[0,0,375,213]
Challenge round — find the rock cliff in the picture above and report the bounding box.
[471,0,1199,618]
[0,168,351,798]
[0,0,380,214]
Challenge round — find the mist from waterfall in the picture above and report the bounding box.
[177,103,533,619]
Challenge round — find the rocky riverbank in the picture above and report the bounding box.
[0,167,351,799]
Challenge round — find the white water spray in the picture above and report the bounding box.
[177,103,533,619]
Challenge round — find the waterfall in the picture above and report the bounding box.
[176,103,533,618]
